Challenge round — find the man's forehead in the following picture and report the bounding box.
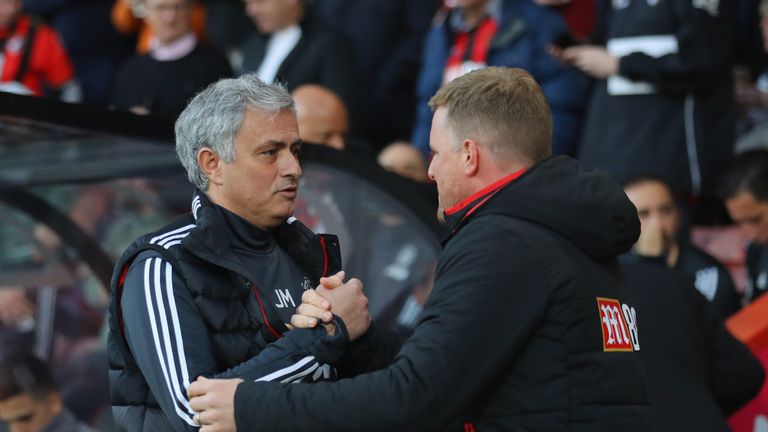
[242,108,297,131]
[626,181,673,201]
[0,393,38,415]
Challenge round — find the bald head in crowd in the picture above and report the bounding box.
[292,84,349,150]
[378,141,427,182]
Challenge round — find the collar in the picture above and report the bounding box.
[190,190,275,253]
[149,32,197,61]
[449,0,501,32]
[442,168,526,239]
[187,189,337,282]
[216,202,275,252]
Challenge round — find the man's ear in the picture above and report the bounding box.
[463,139,479,176]
[48,392,63,415]
[198,147,223,186]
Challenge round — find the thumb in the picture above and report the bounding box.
[320,271,346,289]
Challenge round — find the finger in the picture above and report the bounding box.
[347,278,364,292]
[561,46,583,61]
[546,44,561,56]
[301,289,331,310]
[296,303,333,322]
[319,271,345,289]
[285,323,294,330]
[187,376,208,398]
[290,314,318,328]
[190,395,206,412]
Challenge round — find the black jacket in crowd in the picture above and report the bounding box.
[623,262,764,431]
[233,156,652,431]
[579,0,736,198]
[623,241,742,318]
[241,12,363,126]
[107,191,349,432]
[111,42,232,119]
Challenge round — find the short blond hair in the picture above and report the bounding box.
[428,67,552,165]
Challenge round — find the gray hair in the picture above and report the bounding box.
[174,73,295,191]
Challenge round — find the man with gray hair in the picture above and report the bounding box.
[106,73,370,432]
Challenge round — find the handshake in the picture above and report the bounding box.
[288,271,371,341]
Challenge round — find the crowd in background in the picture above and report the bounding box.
[1,0,766,200]
[3,0,768,430]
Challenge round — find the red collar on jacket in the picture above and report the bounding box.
[443,168,526,224]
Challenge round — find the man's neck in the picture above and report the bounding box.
[474,160,529,189]
[0,15,20,33]
[666,243,680,268]
[462,1,490,28]
[271,9,303,34]
[150,32,197,61]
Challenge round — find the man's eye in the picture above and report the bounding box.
[15,413,35,423]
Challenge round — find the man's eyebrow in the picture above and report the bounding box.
[253,140,288,152]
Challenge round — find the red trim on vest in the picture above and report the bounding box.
[116,257,136,336]
[319,236,329,278]
[252,282,282,339]
[444,168,526,216]
[464,422,476,432]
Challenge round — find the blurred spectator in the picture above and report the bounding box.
[735,0,767,80]
[111,0,232,117]
[312,0,441,147]
[533,0,595,40]
[721,150,768,304]
[203,0,252,60]
[0,0,79,100]
[557,0,736,201]
[22,0,130,106]
[240,0,362,128]
[110,0,206,54]
[623,176,742,318]
[292,84,348,150]
[411,0,587,157]
[735,0,768,152]
[0,352,96,432]
[377,141,428,183]
[623,262,764,431]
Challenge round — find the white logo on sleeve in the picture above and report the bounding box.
[694,267,718,301]
[758,271,768,291]
[693,0,718,16]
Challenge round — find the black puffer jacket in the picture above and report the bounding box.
[623,261,764,431]
[233,156,653,431]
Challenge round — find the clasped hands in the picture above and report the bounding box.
[186,271,370,431]
[289,270,371,341]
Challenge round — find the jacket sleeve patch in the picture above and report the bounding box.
[597,297,640,352]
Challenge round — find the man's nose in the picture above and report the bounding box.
[283,153,302,178]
